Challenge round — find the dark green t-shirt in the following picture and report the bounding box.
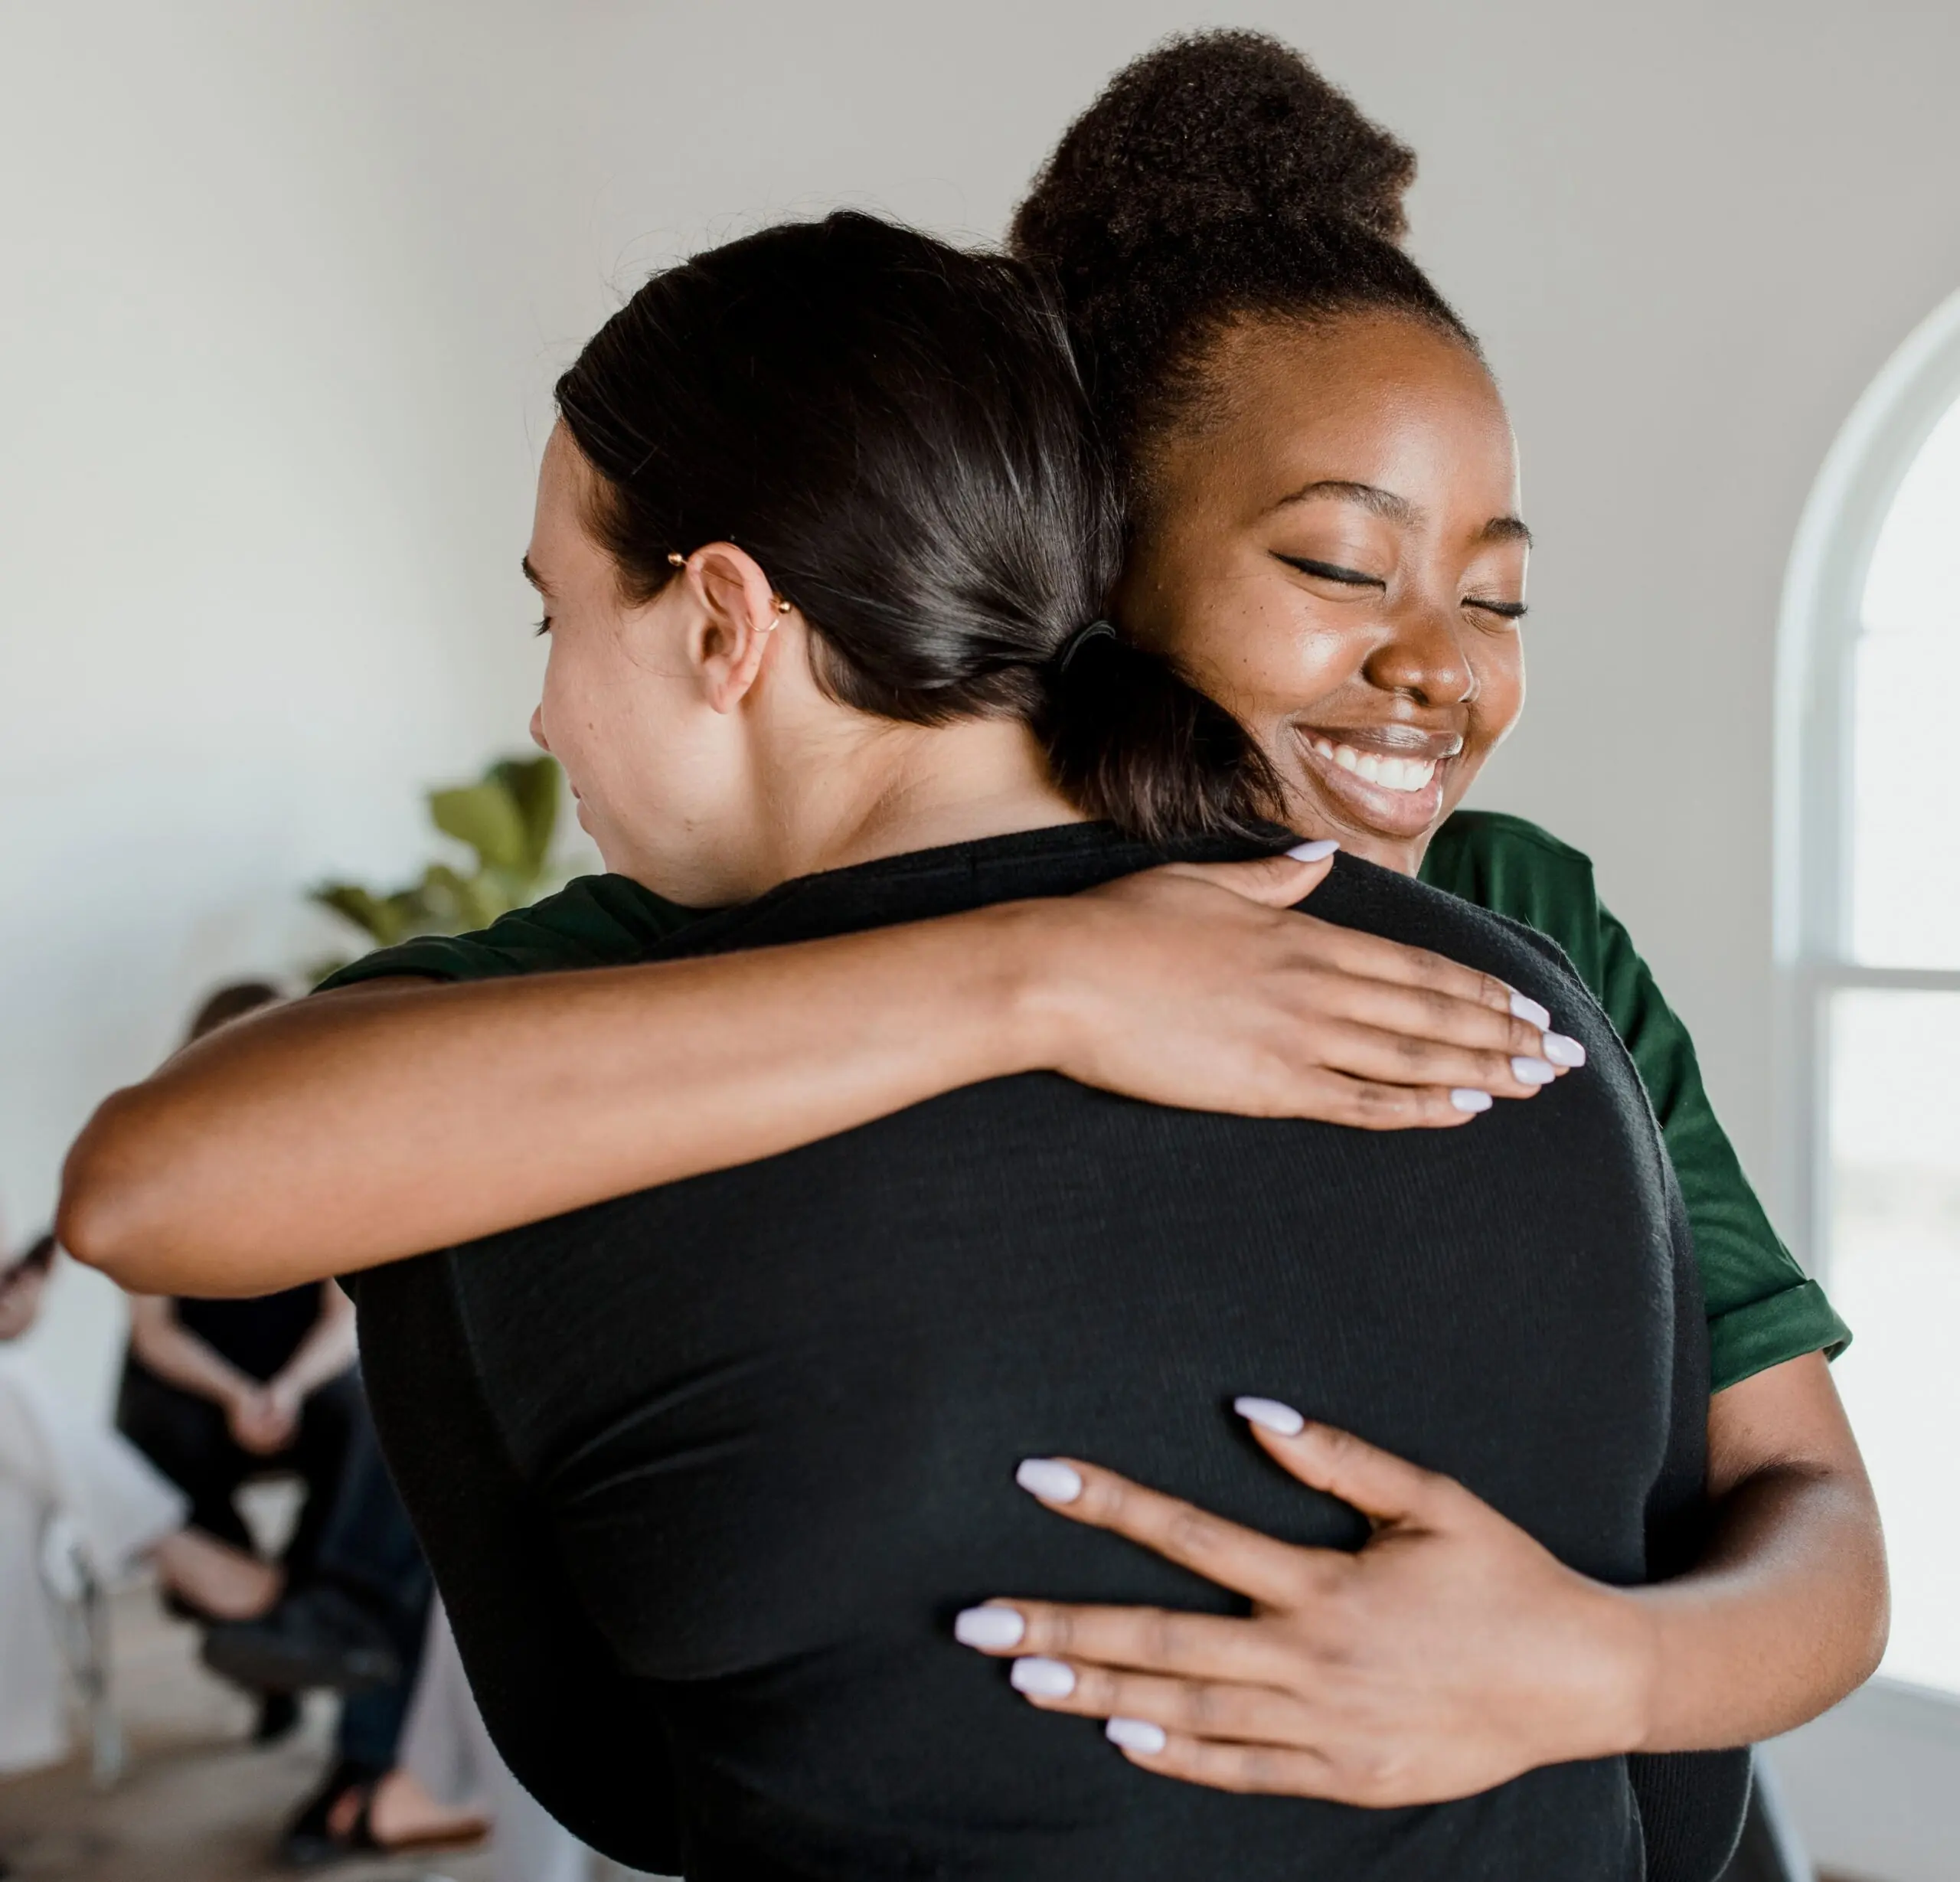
[324,810,1847,1393]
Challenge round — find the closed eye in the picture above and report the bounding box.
[534,615,553,637]
[1465,597,1528,620]
[1273,553,1387,590]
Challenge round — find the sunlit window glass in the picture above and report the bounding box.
[1849,393,1960,968]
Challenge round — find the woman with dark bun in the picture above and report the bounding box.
[66,26,1881,1861]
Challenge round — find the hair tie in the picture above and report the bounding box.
[1054,618,1119,675]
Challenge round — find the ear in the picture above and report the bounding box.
[675,543,791,714]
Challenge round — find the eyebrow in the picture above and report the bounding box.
[520,554,548,592]
[1271,479,1532,547]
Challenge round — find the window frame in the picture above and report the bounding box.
[1774,286,1960,1270]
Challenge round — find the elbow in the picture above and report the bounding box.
[58,1091,178,1289]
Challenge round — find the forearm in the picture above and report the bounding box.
[62,903,1052,1296]
[1619,1354,1887,1752]
[272,1288,358,1398]
[128,1303,254,1406]
[1622,1460,1886,1750]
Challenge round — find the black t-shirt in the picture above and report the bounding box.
[354,824,1745,1881]
[175,1283,325,1383]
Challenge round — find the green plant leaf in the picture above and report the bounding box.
[491,756,561,876]
[429,779,528,873]
[311,884,402,946]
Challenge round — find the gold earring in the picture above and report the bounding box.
[773,597,792,615]
[667,552,685,567]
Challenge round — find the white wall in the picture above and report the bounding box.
[6,0,1959,1413]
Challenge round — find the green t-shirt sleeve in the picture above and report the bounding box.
[1586,900,1850,1390]
[1423,812,1849,1391]
[315,874,707,991]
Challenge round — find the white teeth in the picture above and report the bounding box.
[1315,740,1439,794]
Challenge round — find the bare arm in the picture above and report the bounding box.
[126,1293,256,1409]
[1628,1350,1887,1749]
[267,1283,358,1405]
[958,1352,1884,1800]
[62,854,1565,1298]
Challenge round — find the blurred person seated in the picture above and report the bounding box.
[115,984,363,1715]
[1,1231,279,1783]
[203,1393,448,1867]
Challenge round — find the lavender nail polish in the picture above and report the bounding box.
[954,1606,1025,1649]
[1011,1657,1076,1698]
[1015,1459,1083,1504]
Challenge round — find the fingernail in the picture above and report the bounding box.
[1106,1717,1168,1753]
[1010,1657,1076,1697]
[1015,1459,1083,1504]
[1285,838,1341,861]
[954,1606,1025,1649]
[1233,1395,1306,1436]
[1511,1056,1557,1086]
[1542,1033,1586,1068]
[1508,989,1552,1030]
[1450,1087,1493,1113]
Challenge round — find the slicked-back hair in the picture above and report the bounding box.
[555,211,1281,841]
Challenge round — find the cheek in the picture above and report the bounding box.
[535,642,608,787]
[1469,637,1527,748]
[1174,598,1377,734]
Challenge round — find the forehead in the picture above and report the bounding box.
[1181,312,1518,517]
[529,422,609,580]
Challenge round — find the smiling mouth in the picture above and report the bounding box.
[1305,736,1440,794]
[1290,724,1465,835]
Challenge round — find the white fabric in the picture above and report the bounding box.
[0,1348,185,1775]
[400,1600,670,1882]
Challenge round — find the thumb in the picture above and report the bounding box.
[1234,1400,1449,1527]
[1165,840,1339,910]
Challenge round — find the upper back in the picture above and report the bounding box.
[361,825,1709,1881]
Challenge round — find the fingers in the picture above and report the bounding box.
[1230,1408,1457,1527]
[1267,1070,1492,1132]
[1293,1015,1558,1099]
[1301,918,1522,1018]
[1273,961,1563,1068]
[1161,850,1337,910]
[1008,1457,1318,1605]
[956,1599,1289,1683]
[1109,1726,1351,1799]
[1005,1658,1309,1745]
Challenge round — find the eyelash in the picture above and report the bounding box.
[534,616,552,637]
[1276,555,1527,622]
[1276,554,1382,589]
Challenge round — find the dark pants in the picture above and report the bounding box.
[116,1360,363,1584]
[312,1405,433,1769]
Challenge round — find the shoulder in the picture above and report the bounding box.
[1311,851,1579,998]
[317,875,706,991]
[1422,809,1599,897]
[1419,810,1612,986]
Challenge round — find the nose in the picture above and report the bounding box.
[1364,601,1476,707]
[528,705,550,753]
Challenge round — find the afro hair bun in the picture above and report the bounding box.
[1011,29,1416,276]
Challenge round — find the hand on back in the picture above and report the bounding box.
[1038,848,1581,1129]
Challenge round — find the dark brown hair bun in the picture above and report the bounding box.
[1010,31,1469,518]
[1012,29,1416,270]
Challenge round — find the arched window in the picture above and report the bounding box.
[1779,287,1960,1701]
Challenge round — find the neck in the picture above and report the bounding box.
[773,715,1082,882]
[658,714,1083,903]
